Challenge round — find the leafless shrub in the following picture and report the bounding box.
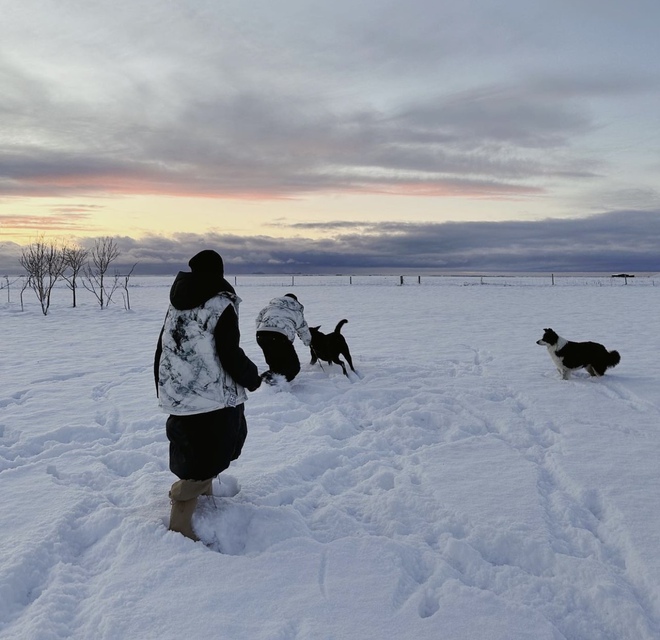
[18,237,66,315]
[119,263,138,310]
[83,237,121,308]
[62,244,89,308]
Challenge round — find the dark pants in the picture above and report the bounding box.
[256,330,300,381]
[166,404,248,480]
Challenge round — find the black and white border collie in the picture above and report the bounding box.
[536,328,620,380]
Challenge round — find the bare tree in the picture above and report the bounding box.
[119,262,138,310]
[61,244,89,308]
[83,237,121,308]
[19,237,66,315]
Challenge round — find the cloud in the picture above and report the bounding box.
[0,77,608,201]
[0,210,98,234]
[576,186,660,213]
[1,0,659,228]
[130,209,660,274]
[4,209,656,275]
[5,0,654,203]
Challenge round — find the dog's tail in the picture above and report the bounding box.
[607,350,621,368]
[334,319,348,334]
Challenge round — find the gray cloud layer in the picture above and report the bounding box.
[2,210,657,275]
[2,0,659,204]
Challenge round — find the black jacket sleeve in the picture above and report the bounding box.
[154,326,164,396]
[215,305,261,392]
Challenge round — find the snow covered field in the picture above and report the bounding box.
[1,275,659,640]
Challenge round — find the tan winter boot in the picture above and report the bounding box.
[168,478,215,541]
[168,497,199,541]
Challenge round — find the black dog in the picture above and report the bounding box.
[309,319,356,377]
[536,328,620,380]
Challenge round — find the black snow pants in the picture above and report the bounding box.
[256,330,301,381]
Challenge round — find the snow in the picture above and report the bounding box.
[2,276,660,640]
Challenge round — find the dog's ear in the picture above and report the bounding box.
[311,325,320,330]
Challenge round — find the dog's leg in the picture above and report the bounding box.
[334,358,348,376]
[342,349,356,373]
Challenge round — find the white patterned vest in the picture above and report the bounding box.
[158,294,248,415]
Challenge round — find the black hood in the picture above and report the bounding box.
[169,271,236,310]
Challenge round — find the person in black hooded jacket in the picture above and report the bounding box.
[154,250,261,541]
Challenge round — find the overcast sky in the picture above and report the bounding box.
[1,0,660,273]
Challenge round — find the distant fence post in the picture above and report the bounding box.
[418,275,421,284]
[399,275,404,286]
[551,274,555,286]
[292,275,295,287]
[234,276,237,287]
[350,276,352,285]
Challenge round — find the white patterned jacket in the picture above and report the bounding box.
[255,296,312,346]
[158,293,248,415]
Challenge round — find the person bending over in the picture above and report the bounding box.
[255,293,312,383]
